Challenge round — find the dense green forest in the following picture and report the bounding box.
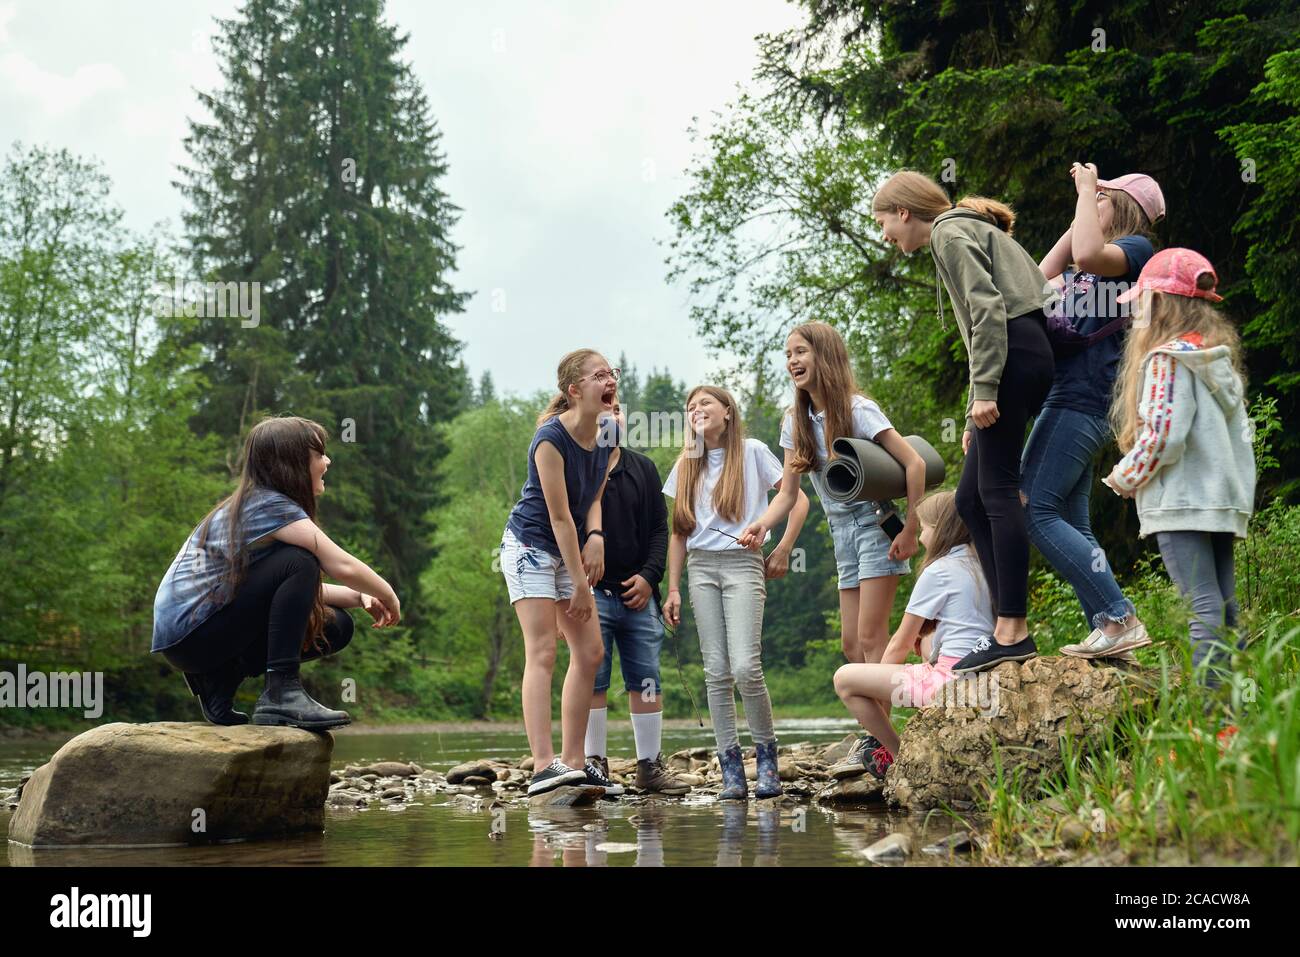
[2,0,1298,729]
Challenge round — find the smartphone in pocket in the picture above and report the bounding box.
[877,505,905,542]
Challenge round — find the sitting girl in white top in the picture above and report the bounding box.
[830,490,994,780]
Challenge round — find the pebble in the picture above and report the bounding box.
[594,842,639,853]
[922,831,972,855]
[864,832,912,863]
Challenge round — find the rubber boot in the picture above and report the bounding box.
[252,669,351,731]
[182,661,249,726]
[754,740,783,798]
[717,744,748,801]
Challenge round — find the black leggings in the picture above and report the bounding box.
[163,544,354,676]
[955,314,1055,619]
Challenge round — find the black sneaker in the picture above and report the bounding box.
[527,759,587,796]
[951,635,1038,674]
[584,758,625,797]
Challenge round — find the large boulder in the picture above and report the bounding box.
[8,722,333,846]
[884,656,1156,811]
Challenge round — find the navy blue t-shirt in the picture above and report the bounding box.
[505,416,613,558]
[1042,234,1155,418]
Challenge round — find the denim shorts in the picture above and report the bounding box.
[499,525,575,604]
[593,589,664,695]
[828,507,910,589]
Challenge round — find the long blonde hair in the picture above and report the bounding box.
[914,490,989,611]
[915,491,973,572]
[1110,283,1246,451]
[872,169,1017,234]
[670,385,747,536]
[786,321,874,474]
[537,348,601,426]
[1101,188,1154,245]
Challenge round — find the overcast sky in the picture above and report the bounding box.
[0,0,804,399]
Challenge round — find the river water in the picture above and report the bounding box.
[1,720,975,867]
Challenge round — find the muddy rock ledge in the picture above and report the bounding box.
[885,655,1157,811]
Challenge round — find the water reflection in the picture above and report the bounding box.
[1,722,978,867]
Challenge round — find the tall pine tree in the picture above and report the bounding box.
[174,0,468,612]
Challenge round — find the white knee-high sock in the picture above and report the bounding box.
[584,707,608,758]
[630,710,662,761]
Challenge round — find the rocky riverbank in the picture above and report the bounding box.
[324,734,891,811]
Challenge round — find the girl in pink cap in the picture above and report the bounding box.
[1103,249,1256,689]
[1024,164,1161,662]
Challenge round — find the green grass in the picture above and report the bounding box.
[968,623,1300,864]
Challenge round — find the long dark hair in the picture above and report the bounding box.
[196,416,330,651]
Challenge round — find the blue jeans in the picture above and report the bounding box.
[1021,406,1135,630]
[593,589,664,696]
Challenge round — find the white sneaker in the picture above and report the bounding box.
[1061,622,1150,659]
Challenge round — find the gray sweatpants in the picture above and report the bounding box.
[687,548,776,751]
[1156,530,1242,689]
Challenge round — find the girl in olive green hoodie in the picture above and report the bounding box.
[872,170,1056,675]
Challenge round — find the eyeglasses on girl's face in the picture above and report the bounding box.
[576,367,621,386]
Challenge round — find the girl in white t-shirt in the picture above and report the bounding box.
[830,491,993,780]
[662,385,809,800]
[754,321,926,773]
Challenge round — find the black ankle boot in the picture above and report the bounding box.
[183,663,249,726]
[252,669,351,731]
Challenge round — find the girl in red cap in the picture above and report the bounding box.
[1103,249,1256,689]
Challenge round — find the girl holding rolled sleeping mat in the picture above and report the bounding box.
[499,349,620,797]
[755,320,925,771]
[829,491,993,778]
[662,385,809,800]
[872,170,1056,674]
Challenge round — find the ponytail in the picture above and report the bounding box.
[536,393,569,426]
[955,195,1016,234]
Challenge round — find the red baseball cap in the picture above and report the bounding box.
[1096,172,1166,224]
[1117,247,1223,303]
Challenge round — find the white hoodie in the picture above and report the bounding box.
[1109,333,1256,537]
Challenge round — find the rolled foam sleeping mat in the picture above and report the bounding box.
[823,435,946,504]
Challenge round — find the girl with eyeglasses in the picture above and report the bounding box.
[500,349,620,796]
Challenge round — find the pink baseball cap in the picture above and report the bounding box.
[1097,172,1166,224]
[1117,247,1223,303]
